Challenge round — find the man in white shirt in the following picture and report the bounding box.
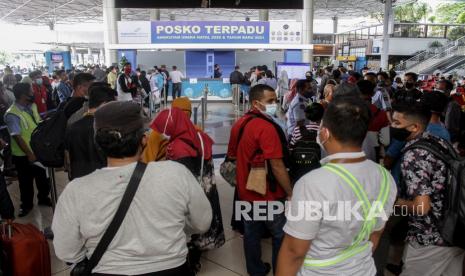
[169,66,184,100]
[52,101,212,275]
[276,96,397,276]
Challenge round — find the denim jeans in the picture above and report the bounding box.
[243,203,286,276]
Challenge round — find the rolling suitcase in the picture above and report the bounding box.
[1,223,52,276]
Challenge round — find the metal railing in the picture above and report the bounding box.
[395,36,465,72]
[192,84,209,130]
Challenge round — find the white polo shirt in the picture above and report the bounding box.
[169,70,184,84]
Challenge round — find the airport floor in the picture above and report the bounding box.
[7,103,399,275]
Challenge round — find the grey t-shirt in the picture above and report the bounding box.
[284,157,397,276]
[52,161,212,275]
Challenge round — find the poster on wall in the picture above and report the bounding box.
[117,21,303,45]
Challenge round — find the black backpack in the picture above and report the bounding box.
[289,125,321,183]
[403,139,465,248]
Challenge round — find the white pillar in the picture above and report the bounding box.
[302,0,314,68]
[71,46,77,66]
[332,16,338,60]
[150,9,160,21]
[87,48,93,64]
[103,0,121,67]
[381,0,392,71]
[99,48,105,65]
[259,10,269,21]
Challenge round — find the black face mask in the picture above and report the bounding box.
[405,82,415,90]
[27,95,35,103]
[303,90,314,99]
[390,126,412,141]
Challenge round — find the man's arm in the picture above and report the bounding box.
[269,158,292,198]
[12,135,35,162]
[118,75,130,93]
[396,195,431,216]
[276,234,311,276]
[370,228,384,252]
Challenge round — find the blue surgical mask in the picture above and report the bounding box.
[260,103,277,117]
[35,78,43,86]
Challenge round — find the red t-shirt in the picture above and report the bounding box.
[235,114,286,202]
[368,104,389,132]
[32,84,48,114]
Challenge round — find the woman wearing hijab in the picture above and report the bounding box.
[282,78,299,112]
[151,107,225,271]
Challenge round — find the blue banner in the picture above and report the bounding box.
[151,21,269,44]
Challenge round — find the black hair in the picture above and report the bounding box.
[420,91,449,114]
[296,79,308,94]
[333,82,362,99]
[405,72,418,82]
[29,70,42,79]
[14,74,22,83]
[56,70,66,77]
[439,80,454,92]
[365,72,377,78]
[357,80,376,97]
[305,102,324,122]
[12,83,31,100]
[392,102,431,128]
[88,86,116,109]
[377,72,389,80]
[332,69,341,79]
[322,96,371,147]
[95,128,145,158]
[349,71,362,81]
[266,70,274,78]
[140,71,147,77]
[73,73,95,89]
[123,62,131,67]
[249,84,275,102]
[235,65,240,70]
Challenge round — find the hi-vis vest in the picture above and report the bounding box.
[6,103,41,157]
[304,163,390,268]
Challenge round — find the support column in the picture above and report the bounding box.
[103,0,121,66]
[381,0,392,71]
[258,10,269,21]
[150,9,161,20]
[332,16,338,60]
[87,48,93,64]
[99,48,105,65]
[302,0,314,68]
[71,46,77,66]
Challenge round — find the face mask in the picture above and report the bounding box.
[35,79,43,86]
[27,94,35,103]
[405,82,415,90]
[378,80,386,87]
[390,126,412,141]
[124,68,131,75]
[259,103,277,117]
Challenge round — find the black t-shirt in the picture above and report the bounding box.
[65,114,106,180]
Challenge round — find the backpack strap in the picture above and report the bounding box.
[402,138,457,165]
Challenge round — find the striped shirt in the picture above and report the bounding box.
[290,123,320,147]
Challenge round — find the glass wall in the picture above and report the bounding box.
[336,23,465,43]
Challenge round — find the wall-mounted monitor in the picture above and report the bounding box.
[115,0,303,9]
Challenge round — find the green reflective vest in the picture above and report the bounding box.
[6,103,41,157]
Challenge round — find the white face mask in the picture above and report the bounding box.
[258,102,277,117]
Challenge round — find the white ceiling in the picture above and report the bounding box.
[0,0,411,26]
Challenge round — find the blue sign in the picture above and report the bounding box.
[151,21,269,44]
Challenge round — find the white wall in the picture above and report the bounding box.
[136,50,185,72]
[372,38,449,56]
[235,50,284,72]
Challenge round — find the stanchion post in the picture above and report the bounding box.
[201,97,206,131]
[193,106,198,125]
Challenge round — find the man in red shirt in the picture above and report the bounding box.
[29,70,48,115]
[229,84,292,276]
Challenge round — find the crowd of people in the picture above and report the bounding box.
[0,60,464,276]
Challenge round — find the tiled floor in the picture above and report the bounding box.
[6,103,398,275]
